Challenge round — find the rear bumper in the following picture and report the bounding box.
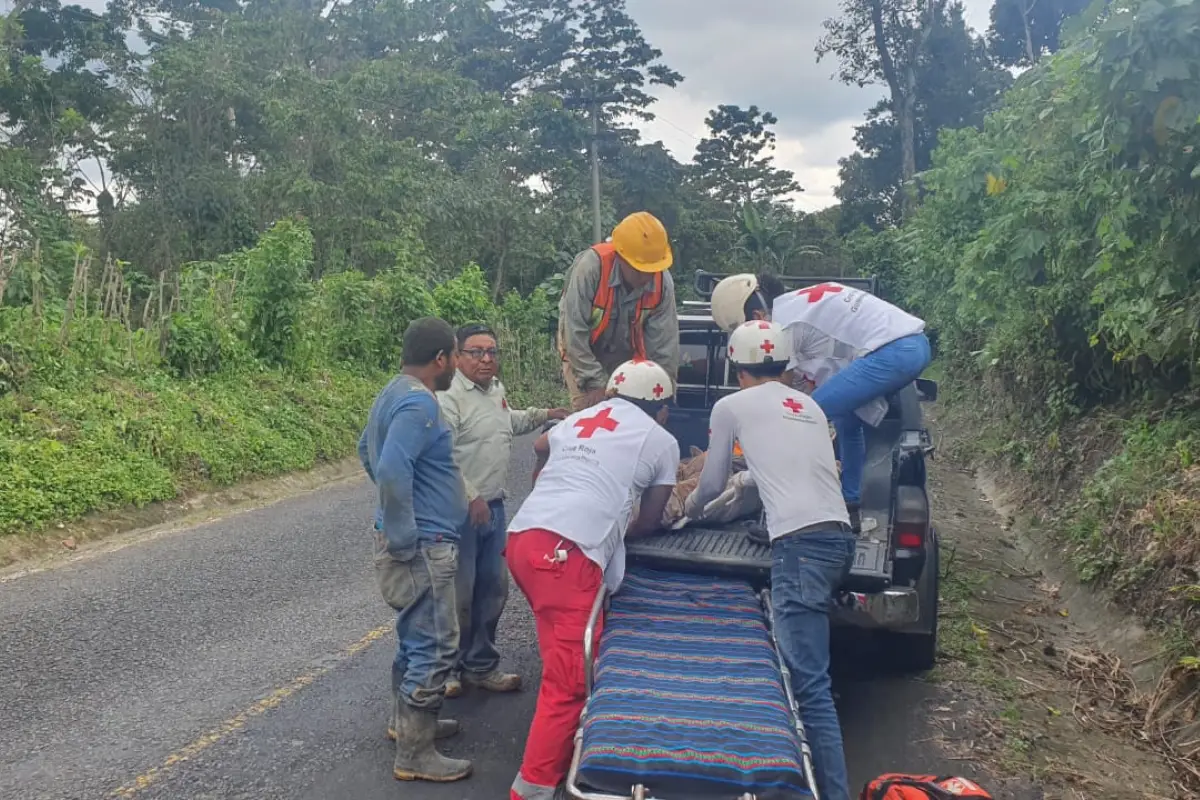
[832,587,921,629]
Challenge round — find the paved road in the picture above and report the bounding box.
[1,435,965,800]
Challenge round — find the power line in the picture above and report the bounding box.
[654,113,704,143]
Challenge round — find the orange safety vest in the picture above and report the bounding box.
[587,243,665,359]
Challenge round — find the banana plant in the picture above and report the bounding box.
[732,203,824,273]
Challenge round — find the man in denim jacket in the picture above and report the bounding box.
[358,316,470,784]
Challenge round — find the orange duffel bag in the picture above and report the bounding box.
[862,773,994,800]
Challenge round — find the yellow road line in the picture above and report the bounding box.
[109,624,392,798]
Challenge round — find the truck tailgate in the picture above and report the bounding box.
[627,522,892,592]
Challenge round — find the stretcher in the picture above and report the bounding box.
[566,567,819,800]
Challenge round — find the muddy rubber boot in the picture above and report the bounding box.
[388,692,458,741]
[392,701,471,783]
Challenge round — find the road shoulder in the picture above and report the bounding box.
[0,457,363,579]
[924,406,1180,799]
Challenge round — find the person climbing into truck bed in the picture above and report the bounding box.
[710,274,932,534]
[684,319,854,800]
[557,212,681,411]
[505,358,680,800]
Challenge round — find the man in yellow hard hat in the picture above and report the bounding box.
[557,211,680,411]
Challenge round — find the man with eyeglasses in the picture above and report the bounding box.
[437,323,569,698]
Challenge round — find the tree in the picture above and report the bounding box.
[1,0,827,306]
[988,0,1091,67]
[0,1,133,235]
[493,0,683,121]
[833,3,1012,230]
[732,204,825,274]
[818,0,945,220]
[607,140,689,231]
[405,0,686,193]
[691,105,801,207]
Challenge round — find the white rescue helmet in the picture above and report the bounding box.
[711,273,759,333]
[607,358,675,402]
[727,320,791,366]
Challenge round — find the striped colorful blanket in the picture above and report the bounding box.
[576,568,812,799]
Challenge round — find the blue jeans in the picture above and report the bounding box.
[454,499,509,677]
[771,529,856,800]
[811,332,932,504]
[373,532,460,711]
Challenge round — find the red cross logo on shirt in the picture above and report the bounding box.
[795,283,843,303]
[574,407,620,438]
[760,339,775,354]
[782,397,805,414]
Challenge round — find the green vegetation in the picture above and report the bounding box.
[830,0,1200,775]
[0,220,559,536]
[817,0,1200,683]
[880,0,1200,646]
[0,0,851,292]
[1,0,1196,673]
[2,0,847,541]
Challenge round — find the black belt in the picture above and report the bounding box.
[747,519,851,546]
[778,520,853,539]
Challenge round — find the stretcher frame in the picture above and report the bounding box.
[564,582,822,800]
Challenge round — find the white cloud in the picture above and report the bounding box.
[628,0,997,210]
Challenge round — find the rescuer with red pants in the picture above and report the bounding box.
[505,358,680,800]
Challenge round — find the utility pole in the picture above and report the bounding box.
[589,100,602,245]
[566,86,622,245]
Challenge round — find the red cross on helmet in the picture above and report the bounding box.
[606,358,675,402]
[727,320,791,366]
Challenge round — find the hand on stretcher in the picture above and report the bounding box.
[699,469,755,517]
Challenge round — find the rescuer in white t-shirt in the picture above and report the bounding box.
[683,319,854,800]
[505,358,680,800]
[710,274,932,533]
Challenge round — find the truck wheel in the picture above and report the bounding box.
[879,528,940,673]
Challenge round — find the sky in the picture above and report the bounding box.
[627,0,996,211]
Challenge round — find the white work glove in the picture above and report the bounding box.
[684,471,756,521]
[702,470,755,517]
[732,470,756,491]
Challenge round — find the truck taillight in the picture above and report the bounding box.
[893,485,929,550]
[895,526,924,549]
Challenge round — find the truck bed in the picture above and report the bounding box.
[632,407,904,592]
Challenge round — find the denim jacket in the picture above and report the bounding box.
[358,375,468,557]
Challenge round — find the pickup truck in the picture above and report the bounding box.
[554,273,941,799]
[625,271,941,673]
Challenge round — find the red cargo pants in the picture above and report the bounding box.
[506,528,604,800]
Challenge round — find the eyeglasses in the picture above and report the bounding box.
[462,348,501,360]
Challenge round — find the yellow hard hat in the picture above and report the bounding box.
[610,211,673,274]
